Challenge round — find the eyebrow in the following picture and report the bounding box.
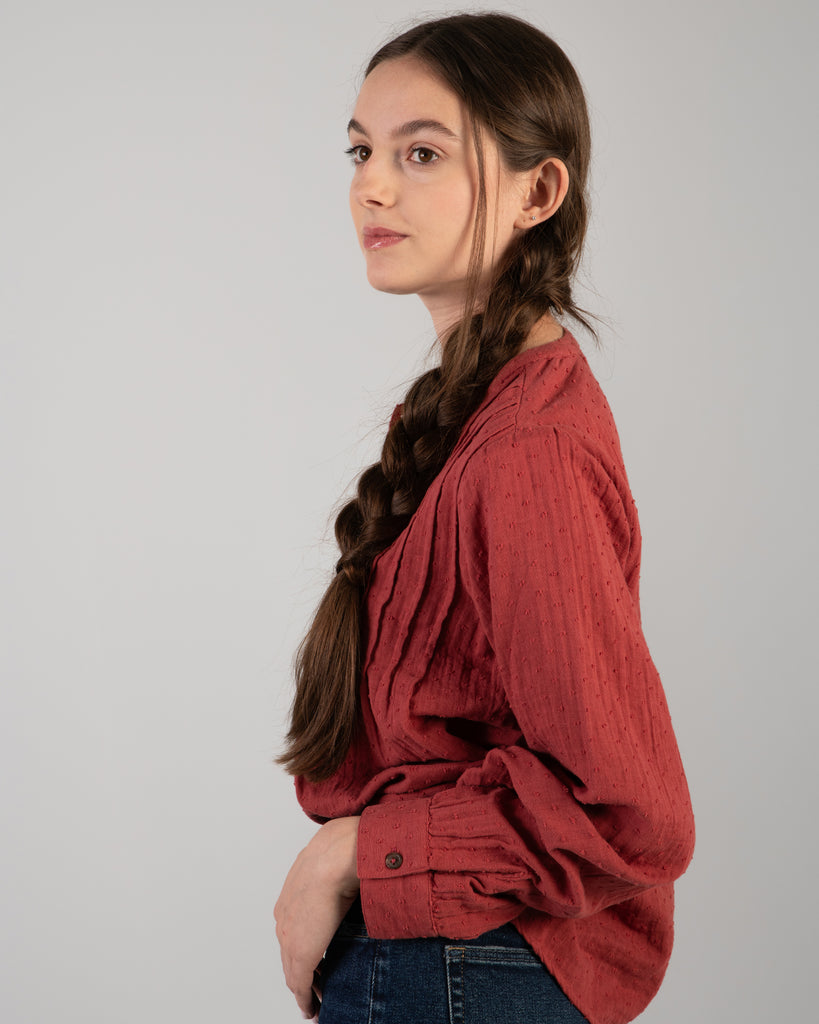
[346,117,459,141]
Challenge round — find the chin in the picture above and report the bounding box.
[365,270,419,296]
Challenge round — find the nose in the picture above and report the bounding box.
[350,155,397,209]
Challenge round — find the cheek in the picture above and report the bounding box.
[439,175,476,216]
[421,181,478,251]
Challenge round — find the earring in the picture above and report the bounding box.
[531,215,536,221]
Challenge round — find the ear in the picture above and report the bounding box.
[515,158,570,229]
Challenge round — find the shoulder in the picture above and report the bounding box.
[452,342,641,572]
[455,423,642,584]
[458,425,615,516]
[457,335,629,493]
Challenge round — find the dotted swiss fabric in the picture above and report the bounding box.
[296,332,695,1024]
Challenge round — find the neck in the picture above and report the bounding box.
[519,313,566,350]
[420,289,565,353]
[419,292,469,345]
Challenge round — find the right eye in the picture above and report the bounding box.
[345,145,371,164]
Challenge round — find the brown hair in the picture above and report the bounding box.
[280,12,594,780]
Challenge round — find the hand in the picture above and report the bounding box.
[274,816,361,1020]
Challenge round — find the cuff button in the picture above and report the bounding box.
[385,852,403,869]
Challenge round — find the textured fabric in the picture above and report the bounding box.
[319,900,590,1024]
[297,332,695,1024]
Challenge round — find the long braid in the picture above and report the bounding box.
[280,13,595,780]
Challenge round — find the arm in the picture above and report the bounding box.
[356,428,694,938]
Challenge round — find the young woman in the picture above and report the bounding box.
[275,13,694,1024]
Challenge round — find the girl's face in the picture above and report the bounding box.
[347,58,530,323]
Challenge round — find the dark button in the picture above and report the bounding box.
[385,851,403,870]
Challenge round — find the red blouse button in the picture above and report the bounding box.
[385,852,403,869]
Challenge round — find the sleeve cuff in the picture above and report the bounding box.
[357,797,436,937]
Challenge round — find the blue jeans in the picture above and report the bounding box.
[318,901,589,1024]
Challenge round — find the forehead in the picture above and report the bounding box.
[351,57,467,134]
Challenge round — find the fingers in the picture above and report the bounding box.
[282,957,320,1020]
[295,983,318,1020]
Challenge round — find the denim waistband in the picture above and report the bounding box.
[335,898,530,950]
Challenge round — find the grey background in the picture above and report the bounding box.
[2,1,816,1021]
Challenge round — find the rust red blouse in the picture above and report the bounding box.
[296,332,695,1024]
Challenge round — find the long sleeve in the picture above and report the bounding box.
[356,426,694,938]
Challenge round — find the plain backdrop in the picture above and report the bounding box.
[2,1,817,1021]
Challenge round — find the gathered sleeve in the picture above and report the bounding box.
[356,427,694,939]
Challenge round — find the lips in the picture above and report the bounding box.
[362,226,408,250]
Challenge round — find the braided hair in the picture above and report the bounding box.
[280,13,594,780]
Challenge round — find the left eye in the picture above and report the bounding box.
[410,147,438,164]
